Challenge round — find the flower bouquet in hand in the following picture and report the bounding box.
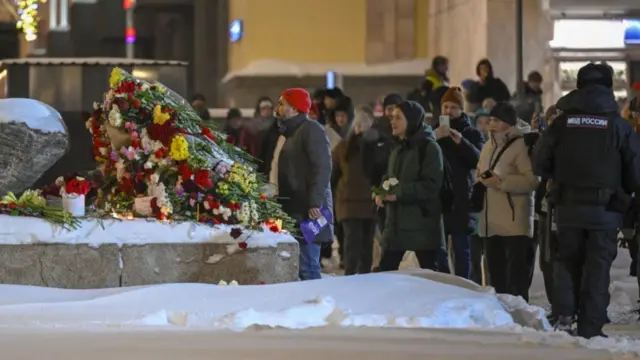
[371,178,399,208]
[60,176,91,216]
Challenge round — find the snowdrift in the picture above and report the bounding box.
[0,271,547,331]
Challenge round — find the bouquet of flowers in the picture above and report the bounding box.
[86,67,294,234]
[0,190,81,230]
[61,176,91,197]
[371,177,399,197]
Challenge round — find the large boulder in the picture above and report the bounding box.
[0,98,68,194]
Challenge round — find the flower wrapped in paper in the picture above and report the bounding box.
[87,67,294,233]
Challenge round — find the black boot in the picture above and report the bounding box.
[554,315,574,335]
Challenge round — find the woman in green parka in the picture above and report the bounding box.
[374,100,446,271]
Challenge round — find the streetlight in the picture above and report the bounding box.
[124,0,136,58]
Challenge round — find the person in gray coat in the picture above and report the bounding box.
[274,88,334,280]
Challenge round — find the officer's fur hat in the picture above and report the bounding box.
[577,63,613,89]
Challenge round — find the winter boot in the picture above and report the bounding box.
[554,315,574,335]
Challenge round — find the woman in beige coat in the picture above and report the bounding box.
[476,102,538,301]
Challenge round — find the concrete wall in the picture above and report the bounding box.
[428,0,554,96]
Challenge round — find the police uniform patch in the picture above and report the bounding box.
[566,116,608,129]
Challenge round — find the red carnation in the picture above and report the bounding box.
[65,177,91,196]
[154,149,164,158]
[132,98,141,108]
[226,135,235,144]
[268,225,280,233]
[116,81,136,94]
[147,121,178,146]
[194,170,213,189]
[201,127,215,141]
[238,241,248,249]
[230,227,243,239]
[177,162,192,180]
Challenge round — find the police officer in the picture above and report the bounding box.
[533,63,640,339]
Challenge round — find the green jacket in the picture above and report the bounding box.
[382,127,446,251]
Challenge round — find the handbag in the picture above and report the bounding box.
[470,136,521,212]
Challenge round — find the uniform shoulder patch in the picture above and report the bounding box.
[566,115,608,129]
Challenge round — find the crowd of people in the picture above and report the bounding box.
[191,56,640,341]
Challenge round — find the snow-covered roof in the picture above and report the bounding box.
[222,59,431,82]
[0,58,188,66]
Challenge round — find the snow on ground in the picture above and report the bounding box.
[0,272,517,331]
[3,238,640,358]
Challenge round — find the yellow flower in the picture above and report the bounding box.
[109,68,124,88]
[153,82,166,93]
[153,105,170,125]
[170,135,190,161]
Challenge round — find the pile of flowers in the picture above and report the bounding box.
[0,190,81,230]
[85,67,293,234]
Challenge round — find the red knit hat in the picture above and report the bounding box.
[281,88,312,114]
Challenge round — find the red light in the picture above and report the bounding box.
[125,27,136,37]
[123,0,135,9]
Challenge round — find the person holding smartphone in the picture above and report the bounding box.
[476,102,538,301]
[433,87,485,279]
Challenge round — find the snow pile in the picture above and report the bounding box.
[0,273,519,331]
[0,215,294,246]
[0,98,66,133]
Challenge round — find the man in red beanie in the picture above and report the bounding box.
[268,88,333,280]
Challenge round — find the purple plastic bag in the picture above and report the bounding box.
[299,207,332,245]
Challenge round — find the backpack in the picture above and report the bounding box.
[419,140,455,213]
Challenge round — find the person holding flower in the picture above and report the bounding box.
[375,100,446,271]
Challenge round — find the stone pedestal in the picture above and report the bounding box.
[0,216,299,288]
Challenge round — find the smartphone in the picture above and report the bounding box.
[480,170,493,179]
[439,115,450,127]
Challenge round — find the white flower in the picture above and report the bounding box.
[55,176,65,186]
[93,102,101,110]
[150,173,160,185]
[85,117,93,130]
[99,147,108,155]
[229,280,239,286]
[108,105,123,127]
[144,161,154,169]
[115,160,125,181]
[218,280,228,286]
[203,201,211,210]
[382,180,390,191]
[388,178,399,186]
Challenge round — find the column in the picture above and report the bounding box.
[59,0,68,29]
[49,0,58,29]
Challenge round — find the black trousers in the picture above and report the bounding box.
[485,235,534,302]
[342,219,376,275]
[537,215,557,305]
[553,227,617,339]
[470,235,486,285]
[379,249,438,272]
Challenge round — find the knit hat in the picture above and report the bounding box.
[396,100,426,135]
[226,108,242,120]
[441,87,465,108]
[489,102,517,126]
[382,93,403,108]
[281,88,312,114]
[325,87,345,99]
[461,79,475,91]
[333,96,355,121]
[576,63,613,89]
